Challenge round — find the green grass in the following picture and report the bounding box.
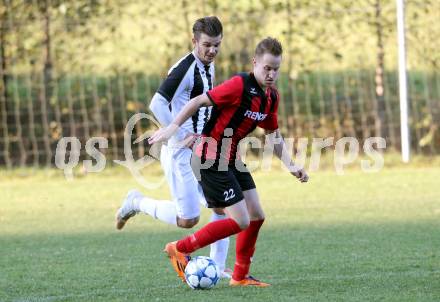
[1,165,439,301]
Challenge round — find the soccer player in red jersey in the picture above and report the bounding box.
[149,37,309,287]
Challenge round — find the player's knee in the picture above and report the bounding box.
[234,216,250,230]
[251,213,265,221]
[177,216,199,229]
[212,208,225,215]
[237,220,250,230]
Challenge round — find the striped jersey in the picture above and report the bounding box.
[157,52,214,136]
[195,72,279,166]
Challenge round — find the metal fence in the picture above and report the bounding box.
[0,0,439,168]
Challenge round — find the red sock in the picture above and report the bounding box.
[176,218,241,254]
[232,219,264,281]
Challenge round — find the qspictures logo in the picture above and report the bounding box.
[54,113,386,189]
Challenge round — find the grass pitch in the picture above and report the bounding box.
[1,164,439,301]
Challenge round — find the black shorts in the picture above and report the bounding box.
[193,160,256,208]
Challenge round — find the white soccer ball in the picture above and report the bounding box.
[184,256,220,290]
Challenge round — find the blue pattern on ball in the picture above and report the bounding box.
[184,256,220,290]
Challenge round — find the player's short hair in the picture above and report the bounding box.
[192,16,223,39]
[255,37,283,57]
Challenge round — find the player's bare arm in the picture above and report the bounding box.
[148,93,211,145]
[265,128,309,183]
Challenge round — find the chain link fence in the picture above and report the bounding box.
[0,0,439,168]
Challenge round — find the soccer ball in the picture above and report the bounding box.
[184,256,220,290]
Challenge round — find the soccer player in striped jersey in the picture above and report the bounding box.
[149,37,309,287]
[115,16,232,278]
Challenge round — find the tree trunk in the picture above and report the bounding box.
[0,7,11,167]
[1,5,11,126]
[285,0,294,136]
[39,0,53,166]
[182,0,192,51]
[374,0,386,138]
[43,0,53,104]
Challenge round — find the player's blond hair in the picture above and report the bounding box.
[255,37,283,57]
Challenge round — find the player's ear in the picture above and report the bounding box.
[252,57,257,66]
[192,37,197,47]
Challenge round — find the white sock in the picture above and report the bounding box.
[138,197,177,226]
[209,212,230,272]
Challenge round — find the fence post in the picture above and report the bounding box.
[396,0,410,162]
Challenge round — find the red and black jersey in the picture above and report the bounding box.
[195,72,279,166]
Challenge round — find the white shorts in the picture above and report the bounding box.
[160,145,207,219]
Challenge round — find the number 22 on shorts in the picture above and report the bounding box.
[223,188,235,201]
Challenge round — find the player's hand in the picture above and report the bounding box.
[181,132,200,149]
[148,124,179,145]
[292,168,309,183]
